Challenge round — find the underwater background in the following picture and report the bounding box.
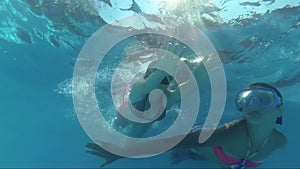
[0,0,299,168]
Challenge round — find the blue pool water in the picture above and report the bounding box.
[0,0,299,168]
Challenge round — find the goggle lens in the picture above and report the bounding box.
[236,88,281,110]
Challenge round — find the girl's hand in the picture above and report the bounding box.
[86,142,122,168]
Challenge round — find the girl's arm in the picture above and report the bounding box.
[111,125,227,156]
[129,69,169,103]
[87,122,230,167]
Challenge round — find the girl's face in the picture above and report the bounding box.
[236,87,283,124]
[242,104,282,124]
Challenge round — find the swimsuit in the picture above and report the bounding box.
[212,134,269,169]
[212,146,262,168]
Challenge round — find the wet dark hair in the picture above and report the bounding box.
[247,82,283,125]
[144,68,173,85]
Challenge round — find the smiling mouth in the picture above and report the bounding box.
[245,111,262,117]
[249,111,262,116]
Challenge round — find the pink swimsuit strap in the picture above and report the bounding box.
[117,84,132,122]
[212,146,262,168]
[118,99,128,122]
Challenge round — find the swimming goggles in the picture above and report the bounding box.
[236,88,282,111]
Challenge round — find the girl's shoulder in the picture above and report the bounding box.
[210,119,246,140]
[218,119,246,131]
[271,129,287,149]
